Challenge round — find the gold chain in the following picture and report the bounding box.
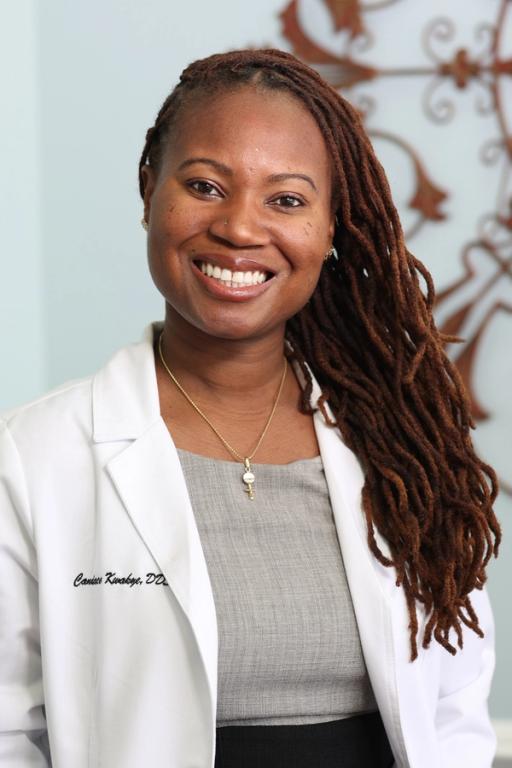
[157,331,288,498]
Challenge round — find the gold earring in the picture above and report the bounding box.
[141,217,148,231]
[324,246,337,262]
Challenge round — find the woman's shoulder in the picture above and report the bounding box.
[0,375,93,450]
[1,323,160,457]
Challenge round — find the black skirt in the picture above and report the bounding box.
[215,712,395,768]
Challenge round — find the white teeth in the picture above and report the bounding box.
[198,261,269,287]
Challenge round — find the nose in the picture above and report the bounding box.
[208,196,270,248]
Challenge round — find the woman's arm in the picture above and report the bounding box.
[0,419,51,766]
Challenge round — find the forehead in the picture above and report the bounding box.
[161,87,332,185]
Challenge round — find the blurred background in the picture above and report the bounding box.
[1,0,510,760]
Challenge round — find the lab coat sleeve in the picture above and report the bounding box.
[0,419,51,766]
[435,586,497,768]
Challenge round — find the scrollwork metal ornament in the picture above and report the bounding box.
[278,0,512,495]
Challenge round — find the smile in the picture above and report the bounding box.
[191,260,276,302]
[198,260,270,287]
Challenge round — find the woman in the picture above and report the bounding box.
[0,49,501,767]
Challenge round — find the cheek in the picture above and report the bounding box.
[146,202,189,287]
[301,220,315,239]
[290,219,330,292]
[284,218,328,265]
[292,201,330,243]
[148,208,203,289]
[151,197,198,245]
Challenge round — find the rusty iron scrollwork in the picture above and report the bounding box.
[279,0,512,493]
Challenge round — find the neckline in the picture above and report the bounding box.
[176,446,323,468]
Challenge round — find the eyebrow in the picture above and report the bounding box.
[177,157,318,193]
[266,173,318,193]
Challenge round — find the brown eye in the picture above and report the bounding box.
[188,180,221,197]
[271,195,304,208]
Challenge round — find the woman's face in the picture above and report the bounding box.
[141,86,334,341]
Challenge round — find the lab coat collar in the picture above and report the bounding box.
[92,320,330,442]
[92,323,162,442]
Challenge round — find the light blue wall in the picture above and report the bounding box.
[1,0,510,722]
[37,0,287,389]
[0,0,45,405]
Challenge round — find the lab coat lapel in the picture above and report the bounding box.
[105,423,218,699]
[92,324,218,720]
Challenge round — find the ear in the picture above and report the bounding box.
[328,212,336,243]
[140,165,157,222]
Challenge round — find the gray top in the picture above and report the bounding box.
[177,447,378,727]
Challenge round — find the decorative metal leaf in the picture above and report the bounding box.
[439,297,475,339]
[280,1,377,87]
[409,162,448,220]
[322,0,365,37]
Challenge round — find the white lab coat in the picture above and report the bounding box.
[0,322,496,768]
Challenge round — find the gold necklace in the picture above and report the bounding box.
[157,331,288,500]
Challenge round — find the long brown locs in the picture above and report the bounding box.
[138,48,501,661]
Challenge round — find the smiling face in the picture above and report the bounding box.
[140,86,334,341]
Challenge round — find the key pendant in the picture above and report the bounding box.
[242,457,255,500]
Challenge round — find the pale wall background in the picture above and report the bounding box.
[1,0,510,741]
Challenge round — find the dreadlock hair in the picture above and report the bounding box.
[138,48,501,661]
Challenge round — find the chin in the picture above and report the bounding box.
[202,324,263,341]
[169,301,286,342]
[197,315,280,342]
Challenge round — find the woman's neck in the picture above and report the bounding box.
[155,313,291,417]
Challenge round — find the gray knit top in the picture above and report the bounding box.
[177,447,378,727]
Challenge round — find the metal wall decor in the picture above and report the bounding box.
[278,0,512,494]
